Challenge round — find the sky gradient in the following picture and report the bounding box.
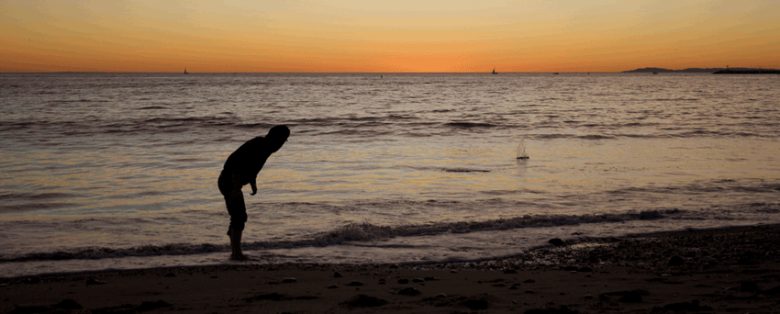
[2,0,778,73]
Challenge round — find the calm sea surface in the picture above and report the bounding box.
[1,73,779,277]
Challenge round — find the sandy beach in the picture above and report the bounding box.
[3,225,779,314]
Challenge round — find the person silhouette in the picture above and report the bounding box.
[218,125,290,260]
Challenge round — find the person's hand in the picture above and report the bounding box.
[250,188,257,196]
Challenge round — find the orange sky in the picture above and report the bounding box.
[1,0,778,73]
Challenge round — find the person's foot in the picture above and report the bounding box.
[230,253,249,261]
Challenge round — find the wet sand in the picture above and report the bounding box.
[3,225,779,313]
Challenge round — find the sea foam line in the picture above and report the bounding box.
[1,209,681,263]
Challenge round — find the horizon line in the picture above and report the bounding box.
[2,66,775,75]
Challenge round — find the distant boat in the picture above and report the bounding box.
[184,68,189,74]
[553,72,559,75]
[653,71,658,75]
[516,138,529,160]
[492,68,498,75]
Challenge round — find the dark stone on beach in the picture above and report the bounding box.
[333,271,343,278]
[327,284,338,289]
[503,269,518,274]
[618,291,643,303]
[86,278,106,286]
[563,266,578,271]
[509,284,520,290]
[53,299,82,310]
[397,278,409,284]
[668,256,685,266]
[578,267,593,272]
[398,287,421,296]
[412,278,425,283]
[739,281,758,292]
[164,272,176,277]
[525,290,535,294]
[346,281,364,286]
[424,276,440,281]
[136,300,172,311]
[282,277,297,283]
[462,298,489,310]
[524,279,536,283]
[22,277,41,284]
[340,295,388,308]
[548,238,565,246]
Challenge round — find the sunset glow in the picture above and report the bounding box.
[2,0,778,73]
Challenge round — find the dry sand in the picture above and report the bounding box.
[2,225,780,314]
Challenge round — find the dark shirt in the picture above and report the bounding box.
[222,136,274,186]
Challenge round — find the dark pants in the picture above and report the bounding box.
[218,170,247,234]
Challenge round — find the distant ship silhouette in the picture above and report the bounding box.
[492,68,498,75]
[184,68,189,74]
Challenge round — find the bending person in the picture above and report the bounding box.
[218,125,290,260]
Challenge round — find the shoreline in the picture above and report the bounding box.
[3,222,778,278]
[3,224,779,313]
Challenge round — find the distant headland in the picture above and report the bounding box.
[624,67,780,74]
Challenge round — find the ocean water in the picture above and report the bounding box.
[1,73,779,278]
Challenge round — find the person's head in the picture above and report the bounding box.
[266,125,290,152]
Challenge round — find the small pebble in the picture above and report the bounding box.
[398,287,422,296]
[86,278,105,285]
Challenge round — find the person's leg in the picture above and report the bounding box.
[228,193,248,260]
[229,227,247,260]
[219,172,248,260]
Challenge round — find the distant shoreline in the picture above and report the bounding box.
[625,67,780,74]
